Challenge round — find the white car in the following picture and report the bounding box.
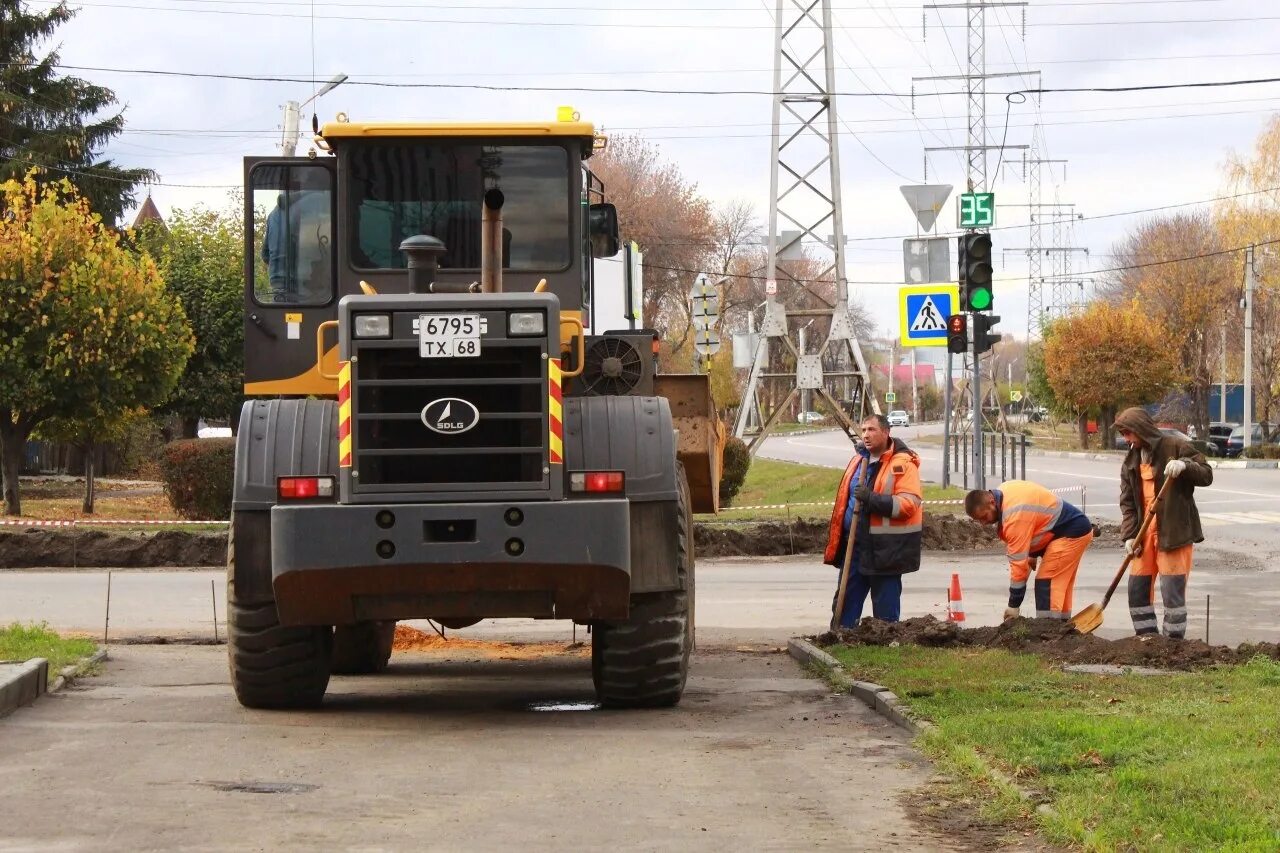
[796,411,826,424]
[887,410,910,428]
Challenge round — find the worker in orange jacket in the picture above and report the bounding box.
[965,480,1095,620]
[823,414,924,626]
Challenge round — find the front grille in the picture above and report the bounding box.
[352,337,547,490]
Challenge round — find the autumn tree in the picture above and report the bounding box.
[136,203,246,437]
[37,407,147,514]
[1043,300,1179,448]
[590,134,716,363]
[1097,212,1235,438]
[0,175,193,515]
[0,1,154,224]
[1218,115,1280,431]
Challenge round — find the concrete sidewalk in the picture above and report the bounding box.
[2,546,1274,647]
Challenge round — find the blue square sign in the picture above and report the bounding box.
[899,284,959,347]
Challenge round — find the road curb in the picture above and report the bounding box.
[1209,459,1280,469]
[787,636,1056,817]
[787,637,929,736]
[0,657,48,718]
[48,647,108,694]
[0,647,108,719]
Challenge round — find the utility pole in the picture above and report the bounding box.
[911,349,920,423]
[1220,323,1228,423]
[1244,245,1255,448]
[919,0,1029,488]
[734,0,875,451]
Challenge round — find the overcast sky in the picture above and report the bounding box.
[43,0,1280,340]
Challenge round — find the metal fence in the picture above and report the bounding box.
[948,431,1030,487]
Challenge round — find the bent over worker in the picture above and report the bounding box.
[823,414,924,627]
[965,481,1095,620]
[1114,407,1212,639]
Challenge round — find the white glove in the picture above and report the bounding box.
[1003,607,1021,620]
[1124,538,1142,557]
[1164,458,1187,479]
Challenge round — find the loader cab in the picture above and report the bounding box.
[241,119,617,396]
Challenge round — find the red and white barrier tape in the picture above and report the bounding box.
[0,518,227,527]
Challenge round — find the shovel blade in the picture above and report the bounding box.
[1069,604,1104,635]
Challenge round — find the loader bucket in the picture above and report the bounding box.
[654,374,725,514]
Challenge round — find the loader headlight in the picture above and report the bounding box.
[354,314,391,338]
[508,311,545,337]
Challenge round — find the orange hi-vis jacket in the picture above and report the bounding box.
[823,439,924,576]
[997,480,1070,587]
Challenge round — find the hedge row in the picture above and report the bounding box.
[159,438,235,520]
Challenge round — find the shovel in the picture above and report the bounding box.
[1069,474,1175,634]
[830,459,868,632]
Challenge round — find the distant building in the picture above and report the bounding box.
[131,195,166,232]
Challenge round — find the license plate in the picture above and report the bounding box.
[418,313,481,358]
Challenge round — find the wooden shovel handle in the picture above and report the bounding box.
[1100,473,1177,608]
[830,459,867,631]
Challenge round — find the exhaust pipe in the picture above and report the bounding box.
[480,188,504,294]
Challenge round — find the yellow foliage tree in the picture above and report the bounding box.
[0,175,194,515]
[1099,212,1235,437]
[1043,300,1180,448]
[1218,115,1280,431]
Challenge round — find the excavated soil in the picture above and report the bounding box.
[696,517,1123,559]
[391,625,589,659]
[1,519,1122,567]
[816,615,1280,671]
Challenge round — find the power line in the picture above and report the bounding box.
[26,0,1280,28]
[45,63,1280,99]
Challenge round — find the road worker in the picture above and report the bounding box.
[1114,407,1212,639]
[965,481,1095,620]
[823,414,924,626]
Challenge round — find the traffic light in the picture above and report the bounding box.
[958,233,994,312]
[973,313,1002,354]
[947,313,968,354]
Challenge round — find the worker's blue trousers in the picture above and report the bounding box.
[835,570,903,628]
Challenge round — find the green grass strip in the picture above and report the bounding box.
[828,644,1280,852]
[0,623,98,686]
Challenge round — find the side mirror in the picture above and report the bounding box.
[589,203,620,258]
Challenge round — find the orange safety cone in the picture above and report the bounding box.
[946,573,966,623]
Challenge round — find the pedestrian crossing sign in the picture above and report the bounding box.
[899,283,960,348]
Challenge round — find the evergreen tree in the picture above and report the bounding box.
[0,1,155,224]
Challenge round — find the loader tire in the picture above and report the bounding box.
[226,513,332,709]
[331,621,395,675]
[591,465,694,708]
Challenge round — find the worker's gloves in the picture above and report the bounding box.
[853,482,873,504]
[1003,606,1021,621]
[1164,459,1187,479]
[1124,538,1143,557]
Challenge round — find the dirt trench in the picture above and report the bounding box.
[0,518,1123,567]
[816,615,1280,671]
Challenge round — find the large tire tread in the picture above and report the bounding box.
[226,515,332,709]
[592,465,694,709]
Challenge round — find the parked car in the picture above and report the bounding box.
[887,410,910,428]
[796,410,826,425]
[1207,422,1239,457]
[1225,424,1279,457]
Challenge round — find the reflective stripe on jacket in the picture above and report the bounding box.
[823,439,924,575]
[998,480,1065,588]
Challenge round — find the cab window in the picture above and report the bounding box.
[249,163,334,306]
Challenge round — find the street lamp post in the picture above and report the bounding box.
[281,73,348,156]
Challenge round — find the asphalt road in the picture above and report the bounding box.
[0,644,954,851]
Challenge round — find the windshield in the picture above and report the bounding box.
[346,142,571,271]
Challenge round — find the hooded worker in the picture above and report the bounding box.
[1113,407,1212,639]
[823,414,923,626]
[964,481,1095,621]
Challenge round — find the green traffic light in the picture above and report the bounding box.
[970,287,992,311]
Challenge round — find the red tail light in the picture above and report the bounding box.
[569,471,625,493]
[278,476,335,500]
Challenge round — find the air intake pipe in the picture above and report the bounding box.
[480,188,504,294]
